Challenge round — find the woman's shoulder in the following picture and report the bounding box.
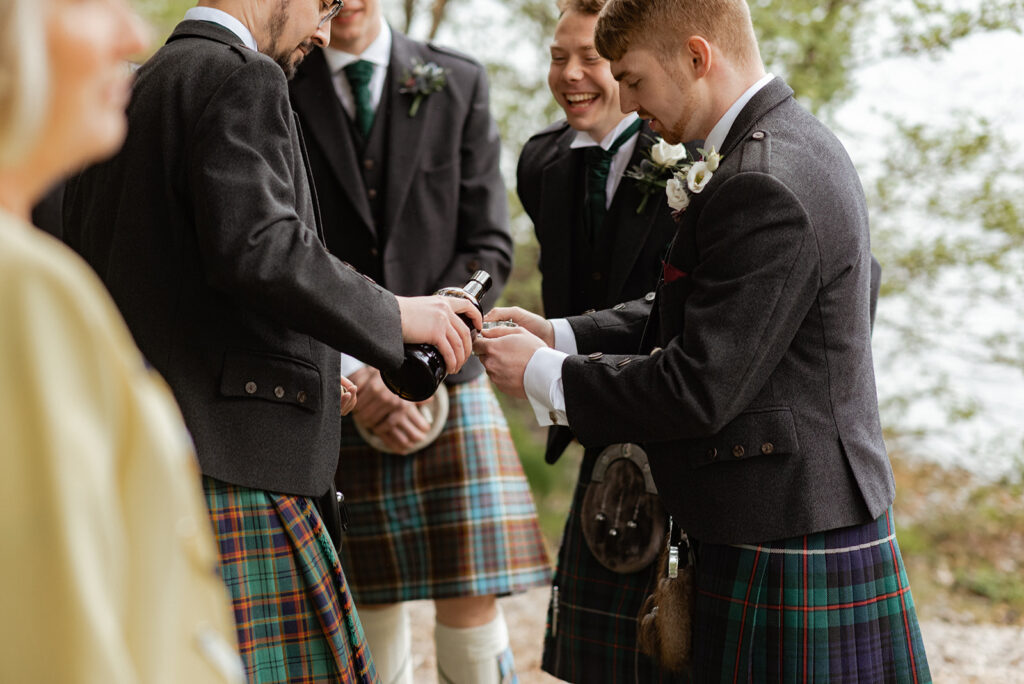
[0,212,139,358]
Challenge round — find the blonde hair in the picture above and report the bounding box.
[0,0,48,167]
[595,0,761,67]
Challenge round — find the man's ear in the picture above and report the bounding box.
[685,36,712,78]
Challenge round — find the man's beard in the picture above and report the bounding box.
[264,0,308,80]
[273,40,313,80]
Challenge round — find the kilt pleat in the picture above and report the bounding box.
[203,476,379,684]
[542,449,688,684]
[337,376,551,603]
[693,508,931,683]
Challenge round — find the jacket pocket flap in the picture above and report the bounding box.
[219,350,321,413]
[690,407,798,468]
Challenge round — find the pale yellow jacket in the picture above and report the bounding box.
[0,208,242,683]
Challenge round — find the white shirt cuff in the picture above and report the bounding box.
[340,353,366,377]
[524,347,568,427]
[550,318,578,355]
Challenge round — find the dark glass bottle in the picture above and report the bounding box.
[381,270,492,401]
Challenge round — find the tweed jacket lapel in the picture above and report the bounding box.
[382,32,430,234]
[604,124,661,303]
[289,48,376,234]
[537,126,579,319]
[644,79,796,352]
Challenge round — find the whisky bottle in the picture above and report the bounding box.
[381,270,491,401]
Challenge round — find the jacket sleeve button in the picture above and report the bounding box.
[297,391,307,404]
[732,445,745,458]
[245,381,257,395]
[707,448,718,460]
[761,442,775,455]
[274,386,285,399]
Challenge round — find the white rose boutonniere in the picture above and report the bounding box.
[625,135,691,214]
[664,146,722,221]
[650,139,688,166]
[665,176,690,212]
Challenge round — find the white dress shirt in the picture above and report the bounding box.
[569,112,641,208]
[323,18,392,119]
[183,6,258,51]
[523,74,775,427]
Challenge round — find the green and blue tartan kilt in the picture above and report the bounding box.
[203,476,379,684]
[336,375,551,603]
[542,449,687,684]
[693,507,931,683]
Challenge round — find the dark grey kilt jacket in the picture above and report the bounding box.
[289,34,512,386]
[62,21,405,497]
[562,78,894,544]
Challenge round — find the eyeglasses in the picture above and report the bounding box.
[319,0,343,28]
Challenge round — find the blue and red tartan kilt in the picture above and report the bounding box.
[203,476,378,684]
[336,375,551,603]
[542,448,687,684]
[693,507,931,683]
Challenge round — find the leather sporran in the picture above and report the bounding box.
[580,444,666,574]
[637,518,695,673]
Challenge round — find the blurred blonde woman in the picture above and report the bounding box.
[0,1,242,681]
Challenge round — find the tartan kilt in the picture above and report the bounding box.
[336,375,551,603]
[203,476,379,684]
[542,448,688,684]
[693,507,931,683]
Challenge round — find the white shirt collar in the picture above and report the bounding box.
[704,72,774,154]
[323,17,392,72]
[184,7,258,51]
[570,112,640,150]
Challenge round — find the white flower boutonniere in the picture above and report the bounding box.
[400,59,448,117]
[624,136,690,214]
[665,146,722,220]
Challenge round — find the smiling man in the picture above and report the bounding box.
[516,1,687,681]
[61,1,484,682]
[477,0,931,679]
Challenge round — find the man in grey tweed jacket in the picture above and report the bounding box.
[62,2,478,680]
[476,0,930,679]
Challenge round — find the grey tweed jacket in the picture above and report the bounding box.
[562,78,893,544]
[63,21,405,497]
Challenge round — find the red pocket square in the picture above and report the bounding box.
[662,260,688,283]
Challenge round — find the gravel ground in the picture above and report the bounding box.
[408,588,1024,683]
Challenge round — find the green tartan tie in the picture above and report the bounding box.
[343,60,375,139]
[584,118,642,240]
